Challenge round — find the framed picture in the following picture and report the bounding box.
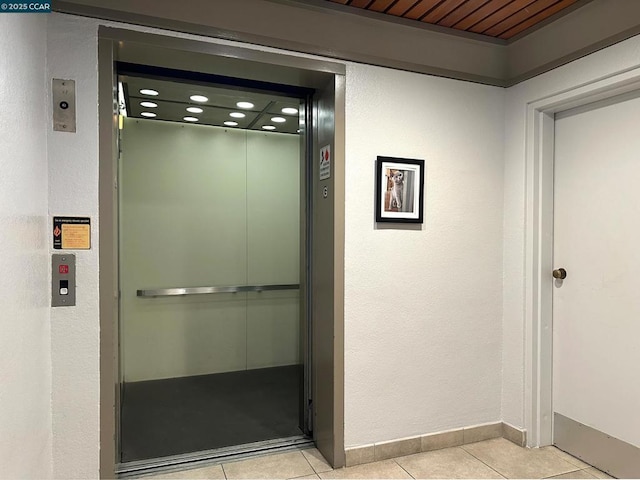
[375,156,425,223]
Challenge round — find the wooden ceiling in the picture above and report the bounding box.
[327,0,580,40]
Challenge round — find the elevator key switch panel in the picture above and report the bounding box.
[52,78,76,133]
[52,254,76,307]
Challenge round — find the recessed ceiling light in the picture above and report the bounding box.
[183,116,199,122]
[190,95,208,102]
[140,101,157,108]
[282,107,298,115]
[140,89,159,96]
[262,125,276,131]
[140,112,156,118]
[297,129,301,133]
[236,101,254,109]
[271,117,286,123]
[224,121,238,126]
[186,107,203,114]
[229,112,246,118]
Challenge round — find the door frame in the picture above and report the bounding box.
[524,65,640,448]
[98,27,346,478]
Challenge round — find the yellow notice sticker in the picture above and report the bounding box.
[61,223,91,249]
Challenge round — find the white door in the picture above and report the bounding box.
[552,93,640,478]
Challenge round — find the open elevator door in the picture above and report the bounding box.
[100,29,345,476]
[116,64,314,468]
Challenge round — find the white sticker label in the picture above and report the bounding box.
[320,145,331,180]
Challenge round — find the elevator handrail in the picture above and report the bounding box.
[136,284,300,297]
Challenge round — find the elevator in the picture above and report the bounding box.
[117,70,311,465]
[98,28,346,477]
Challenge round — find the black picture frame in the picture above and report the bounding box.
[375,156,425,224]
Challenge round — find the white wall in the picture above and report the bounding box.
[344,64,505,447]
[7,7,638,477]
[0,14,52,479]
[43,13,507,471]
[46,15,100,479]
[502,33,640,434]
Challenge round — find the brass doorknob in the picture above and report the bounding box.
[553,268,567,279]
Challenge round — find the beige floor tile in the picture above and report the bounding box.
[542,447,591,469]
[289,475,320,479]
[395,447,504,479]
[547,469,597,479]
[302,448,333,473]
[318,460,412,479]
[143,463,225,479]
[462,438,579,479]
[223,451,315,479]
[583,467,614,479]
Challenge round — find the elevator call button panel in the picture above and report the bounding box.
[52,78,76,133]
[52,254,76,307]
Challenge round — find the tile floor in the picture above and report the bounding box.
[143,438,615,480]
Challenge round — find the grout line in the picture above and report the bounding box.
[459,445,508,479]
[544,446,593,470]
[543,469,596,480]
[392,458,416,479]
[221,462,228,479]
[300,449,320,475]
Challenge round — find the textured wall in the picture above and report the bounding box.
[44,12,507,467]
[343,63,505,447]
[0,13,52,479]
[43,9,640,472]
[502,33,640,433]
[46,15,100,479]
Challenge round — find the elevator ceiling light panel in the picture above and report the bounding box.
[140,101,157,108]
[262,125,276,130]
[183,116,199,122]
[271,117,286,123]
[190,95,208,103]
[141,112,157,118]
[140,89,159,96]
[120,75,301,134]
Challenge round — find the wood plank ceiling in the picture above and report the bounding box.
[327,0,579,39]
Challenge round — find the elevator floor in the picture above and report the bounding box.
[120,365,303,462]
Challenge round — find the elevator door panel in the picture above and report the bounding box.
[120,119,248,381]
[246,131,301,369]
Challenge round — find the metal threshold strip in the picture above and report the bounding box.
[117,435,314,478]
[137,284,300,297]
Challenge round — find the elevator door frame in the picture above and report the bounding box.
[98,27,346,478]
